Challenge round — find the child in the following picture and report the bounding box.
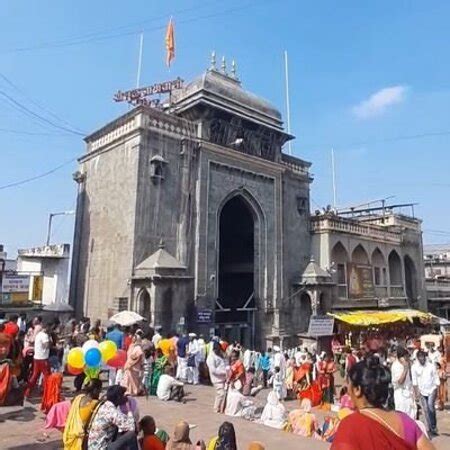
[270,366,283,400]
[139,415,165,450]
[338,386,354,410]
[142,348,154,395]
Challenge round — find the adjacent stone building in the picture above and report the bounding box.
[70,62,426,348]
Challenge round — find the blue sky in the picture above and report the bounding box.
[1,0,450,255]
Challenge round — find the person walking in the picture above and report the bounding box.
[391,346,416,419]
[186,333,200,385]
[412,350,440,437]
[25,322,51,398]
[259,351,271,388]
[206,341,228,413]
[176,333,189,381]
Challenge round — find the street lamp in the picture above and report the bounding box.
[46,211,75,246]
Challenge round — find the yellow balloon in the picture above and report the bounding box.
[68,347,85,369]
[99,340,117,362]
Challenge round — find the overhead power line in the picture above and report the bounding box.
[0,157,77,191]
[0,73,85,134]
[1,1,265,54]
[0,90,85,136]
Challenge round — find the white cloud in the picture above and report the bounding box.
[352,86,408,119]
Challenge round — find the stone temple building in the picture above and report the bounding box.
[70,60,426,348]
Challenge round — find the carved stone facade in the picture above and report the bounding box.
[70,67,425,349]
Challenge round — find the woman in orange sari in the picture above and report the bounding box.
[331,356,435,450]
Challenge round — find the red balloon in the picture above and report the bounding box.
[107,349,127,368]
[66,364,84,375]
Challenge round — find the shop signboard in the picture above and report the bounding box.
[347,263,375,299]
[197,308,213,324]
[308,315,335,336]
[2,273,30,293]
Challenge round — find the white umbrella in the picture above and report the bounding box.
[109,310,145,327]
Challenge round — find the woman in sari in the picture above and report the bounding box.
[287,398,318,437]
[63,378,102,450]
[331,356,435,450]
[317,353,336,405]
[207,421,237,450]
[122,334,145,396]
[167,420,205,450]
[150,348,168,396]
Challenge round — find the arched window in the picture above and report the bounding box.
[389,250,403,297]
[352,244,370,265]
[331,242,349,299]
[372,248,387,286]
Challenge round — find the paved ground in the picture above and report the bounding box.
[0,381,449,449]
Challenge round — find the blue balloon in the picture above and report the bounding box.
[85,347,102,367]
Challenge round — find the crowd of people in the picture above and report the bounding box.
[0,311,447,450]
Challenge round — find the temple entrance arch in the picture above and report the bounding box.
[137,288,151,322]
[216,193,259,348]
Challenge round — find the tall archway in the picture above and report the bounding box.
[217,195,255,347]
[299,292,312,333]
[404,255,417,302]
[331,242,349,299]
[137,288,151,322]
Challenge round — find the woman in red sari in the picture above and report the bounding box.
[331,356,435,450]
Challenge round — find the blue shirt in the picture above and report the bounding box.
[106,329,124,350]
[259,354,271,371]
[177,336,189,358]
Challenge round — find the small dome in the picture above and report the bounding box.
[172,69,283,130]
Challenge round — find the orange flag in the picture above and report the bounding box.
[165,18,175,67]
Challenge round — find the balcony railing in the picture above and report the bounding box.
[311,215,402,244]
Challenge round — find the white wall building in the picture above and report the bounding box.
[17,244,70,306]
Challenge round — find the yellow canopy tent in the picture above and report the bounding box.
[328,308,437,327]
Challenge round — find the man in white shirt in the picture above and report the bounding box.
[391,347,416,419]
[156,366,185,402]
[427,343,441,365]
[186,333,200,385]
[411,350,440,436]
[25,322,51,397]
[152,327,162,348]
[206,341,228,412]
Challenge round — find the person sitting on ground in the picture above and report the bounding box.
[287,398,318,437]
[63,378,103,448]
[207,421,237,450]
[87,385,138,450]
[157,365,185,402]
[140,415,165,450]
[166,420,205,450]
[260,391,287,429]
[225,380,258,420]
[331,356,436,450]
[247,443,265,450]
[242,367,263,397]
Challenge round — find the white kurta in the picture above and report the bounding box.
[391,359,416,419]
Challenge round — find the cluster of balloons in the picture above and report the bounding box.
[66,339,127,377]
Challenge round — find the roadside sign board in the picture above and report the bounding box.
[308,315,335,336]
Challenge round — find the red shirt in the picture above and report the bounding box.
[4,322,19,338]
[229,360,246,385]
[141,435,165,450]
[123,334,132,351]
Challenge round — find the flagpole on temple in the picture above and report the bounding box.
[136,33,144,88]
[284,50,292,155]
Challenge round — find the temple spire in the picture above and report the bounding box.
[210,51,216,71]
[221,56,227,74]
